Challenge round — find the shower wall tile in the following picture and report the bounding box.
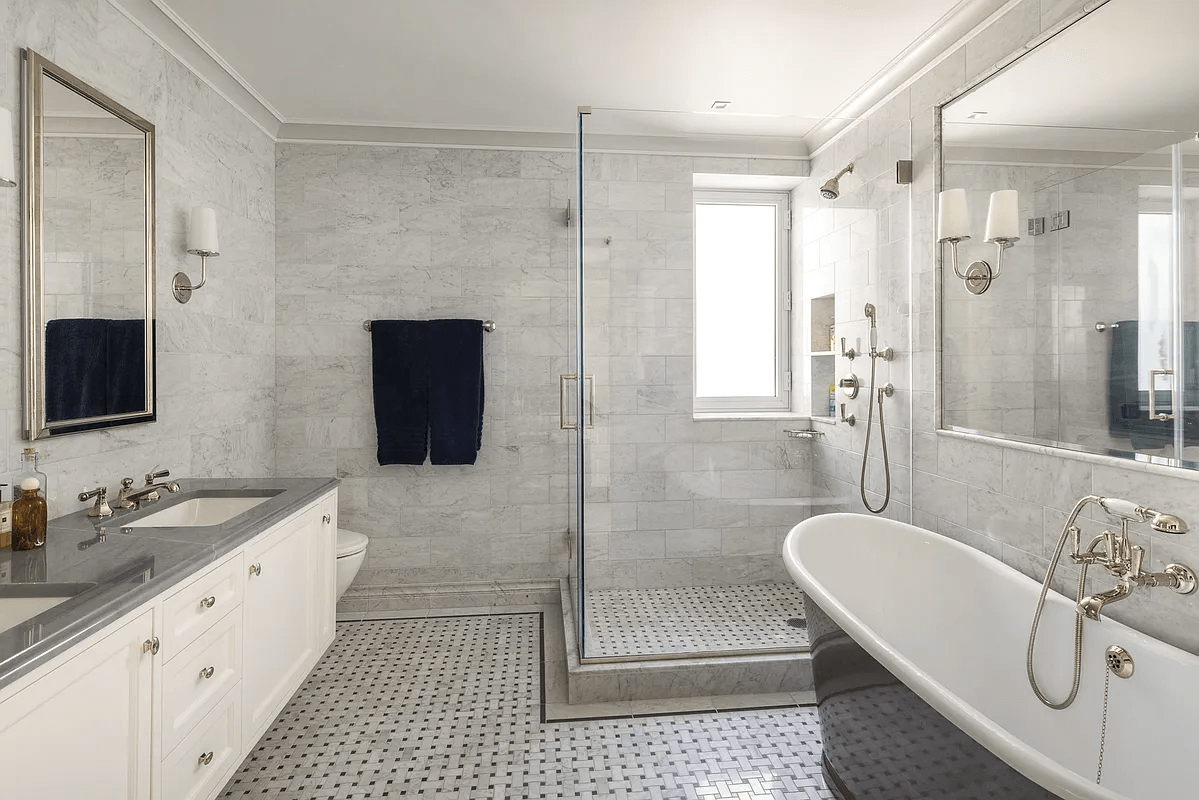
[0,0,276,515]
[806,0,1199,656]
[277,144,810,589]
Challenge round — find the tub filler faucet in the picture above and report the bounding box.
[1071,499,1195,620]
[1028,495,1195,709]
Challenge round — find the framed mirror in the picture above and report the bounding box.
[937,0,1199,471]
[23,50,156,439]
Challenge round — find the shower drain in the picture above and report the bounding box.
[786,617,807,629]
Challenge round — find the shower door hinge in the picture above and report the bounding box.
[785,371,793,391]
[784,291,792,311]
[785,210,794,230]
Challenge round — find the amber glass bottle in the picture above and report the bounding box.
[12,477,47,551]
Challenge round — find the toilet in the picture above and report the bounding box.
[335,528,369,599]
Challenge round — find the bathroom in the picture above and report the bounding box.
[0,0,1197,797]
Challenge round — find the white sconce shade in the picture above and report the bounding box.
[0,107,16,188]
[937,188,970,240]
[187,207,219,255]
[985,190,1020,241]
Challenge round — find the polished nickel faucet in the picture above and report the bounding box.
[1071,498,1195,620]
[116,467,181,510]
[1028,495,1194,710]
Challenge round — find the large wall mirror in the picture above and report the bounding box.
[23,50,156,439]
[938,0,1199,470]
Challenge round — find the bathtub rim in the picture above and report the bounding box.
[783,512,1130,800]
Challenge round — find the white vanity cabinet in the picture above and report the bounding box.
[0,488,337,800]
[243,495,335,743]
[0,608,155,799]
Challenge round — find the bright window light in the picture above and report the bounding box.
[693,192,789,412]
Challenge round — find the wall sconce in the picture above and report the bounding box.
[173,207,219,304]
[0,107,17,188]
[937,188,1020,295]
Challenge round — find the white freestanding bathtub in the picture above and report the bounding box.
[783,513,1199,800]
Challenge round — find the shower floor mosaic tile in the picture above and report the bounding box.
[220,613,831,799]
[584,584,810,658]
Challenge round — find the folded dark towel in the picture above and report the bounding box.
[106,319,147,415]
[45,318,108,422]
[370,320,431,465]
[428,319,485,466]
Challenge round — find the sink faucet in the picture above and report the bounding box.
[1071,500,1196,620]
[116,468,181,510]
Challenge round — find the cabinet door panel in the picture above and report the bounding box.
[242,511,319,741]
[0,609,154,799]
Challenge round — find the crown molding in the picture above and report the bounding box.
[803,0,1013,156]
[278,122,810,161]
[107,0,283,138]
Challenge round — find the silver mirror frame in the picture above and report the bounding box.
[22,50,157,439]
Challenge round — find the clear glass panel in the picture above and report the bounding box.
[695,202,778,397]
[1180,139,1199,467]
[574,108,864,662]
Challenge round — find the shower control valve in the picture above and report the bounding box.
[840,337,857,361]
[838,374,860,400]
[839,404,856,427]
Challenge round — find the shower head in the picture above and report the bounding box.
[819,163,854,200]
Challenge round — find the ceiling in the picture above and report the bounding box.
[159,0,969,150]
[943,0,1199,154]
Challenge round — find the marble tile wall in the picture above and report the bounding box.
[0,0,277,516]
[810,0,1199,655]
[275,143,812,589]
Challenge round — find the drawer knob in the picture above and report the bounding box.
[199,595,216,609]
[199,665,215,680]
[198,751,213,766]
[141,637,160,656]
[249,563,261,577]
[322,514,331,524]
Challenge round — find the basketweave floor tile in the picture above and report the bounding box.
[220,613,832,799]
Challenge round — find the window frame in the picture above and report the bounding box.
[692,189,792,416]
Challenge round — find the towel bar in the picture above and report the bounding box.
[364,319,496,332]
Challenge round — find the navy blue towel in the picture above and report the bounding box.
[45,318,108,422]
[371,320,431,465]
[106,319,147,415]
[428,319,485,466]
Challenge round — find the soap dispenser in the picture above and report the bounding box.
[12,478,46,551]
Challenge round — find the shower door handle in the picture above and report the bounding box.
[1149,369,1175,421]
[559,375,595,430]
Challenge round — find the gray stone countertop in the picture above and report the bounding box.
[0,477,338,693]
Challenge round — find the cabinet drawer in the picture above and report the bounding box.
[160,685,240,800]
[161,555,243,660]
[161,608,242,756]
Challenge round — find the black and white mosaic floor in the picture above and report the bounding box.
[220,613,831,799]
[584,584,809,658]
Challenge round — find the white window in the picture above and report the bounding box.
[693,190,791,415]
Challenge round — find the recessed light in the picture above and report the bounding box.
[711,100,731,110]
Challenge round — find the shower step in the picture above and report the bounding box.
[558,580,813,704]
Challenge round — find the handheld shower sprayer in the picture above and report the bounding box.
[859,303,894,514]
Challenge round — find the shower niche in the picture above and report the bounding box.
[810,294,836,418]
[938,0,1199,472]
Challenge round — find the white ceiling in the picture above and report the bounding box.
[943,0,1199,153]
[160,0,967,147]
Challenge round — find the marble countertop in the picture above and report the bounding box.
[0,477,338,693]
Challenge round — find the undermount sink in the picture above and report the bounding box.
[121,492,281,528]
[0,583,96,633]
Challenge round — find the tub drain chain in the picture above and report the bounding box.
[1096,668,1109,785]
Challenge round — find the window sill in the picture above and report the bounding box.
[691,412,809,422]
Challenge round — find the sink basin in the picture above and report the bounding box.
[0,583,96,633]
[122,493,279,528]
